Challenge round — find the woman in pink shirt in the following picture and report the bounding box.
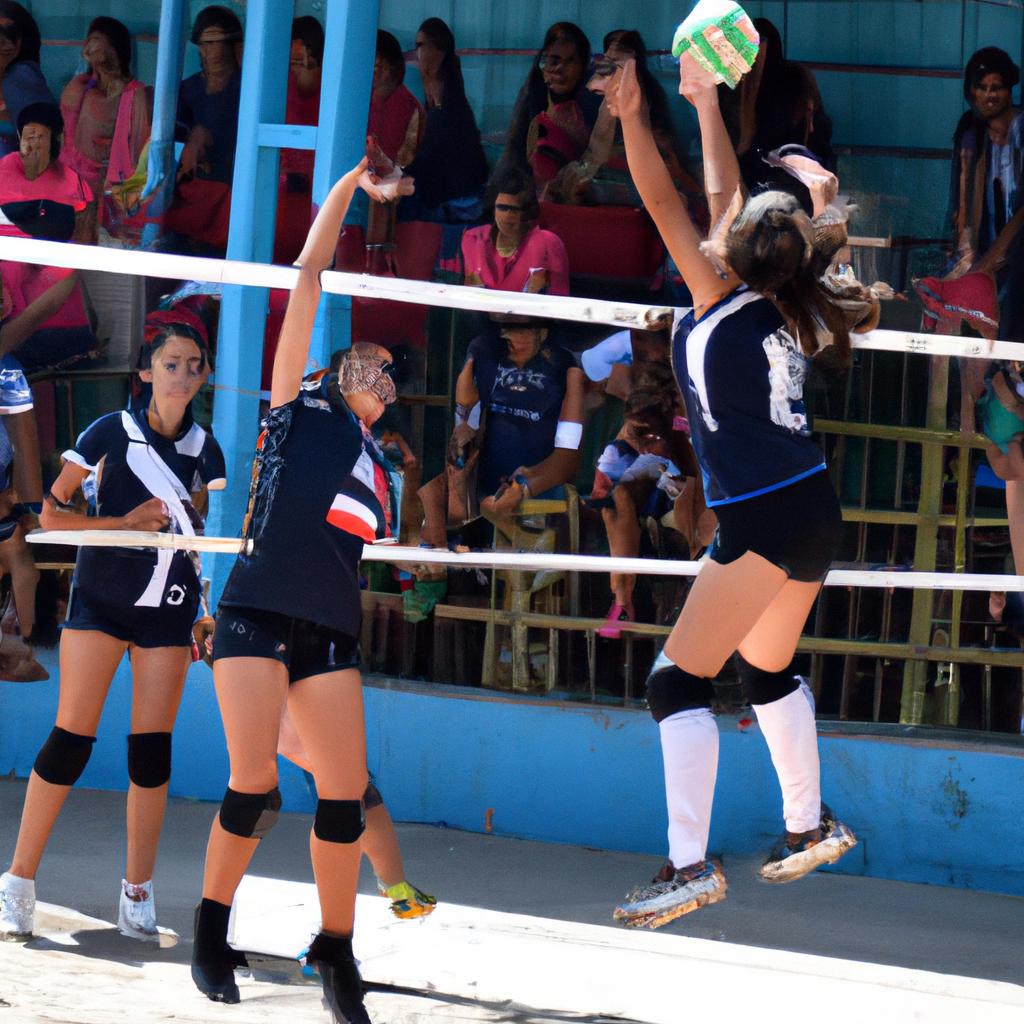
[0,102,97,371]
[461,167,569,295]
[59,17,150,243]
[0,98,95,372]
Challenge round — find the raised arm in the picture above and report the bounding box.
[689,72,742,230]
[617,60,730,313]
[270,158,367,408]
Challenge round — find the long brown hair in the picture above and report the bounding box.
[725,190,850,366]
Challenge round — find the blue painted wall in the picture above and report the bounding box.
[4,654,1023,898]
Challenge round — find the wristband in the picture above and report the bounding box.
[513,473,531,498]
[554,420,583,450]
[46,490,76,512]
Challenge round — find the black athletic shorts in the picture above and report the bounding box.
[709,469,842,583]
[63,583,198,649]
[212,605,360,683]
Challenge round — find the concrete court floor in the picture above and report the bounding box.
[0,778,1022,1022]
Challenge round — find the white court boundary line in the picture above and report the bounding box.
[25,531,1024,591]
[2,235,1024,357]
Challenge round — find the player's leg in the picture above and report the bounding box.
[1,630,126,938]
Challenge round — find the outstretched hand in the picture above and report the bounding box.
[122,497,170,532]
[678,50,719,107]
[614,59,646,123]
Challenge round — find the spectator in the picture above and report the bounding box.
[418,317,584,548]
[461,167,569,294]
[0,414,43,681]
[60,17,151,244]
[944,49,1024,593]
[280,16,323,194]
[949,48,1023,332]
[369,30,423,171]
[164,5,243,254]
[271,16,323,264]
[463,319,583,507]
[358,30,423,266]
[400,18,489,223]
[550,29,701,208]
[589,370,693,637]
[499,22,601,193]
[0,2,53,159]
[0,102,97,372]
[719,18,834,205]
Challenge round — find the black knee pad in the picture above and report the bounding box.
[33,726,96,786]
[313,799,365,843]
[362,781,383,810]
[645,664,714,723]
[737,654,800,706]
[127,732,172,788]
[219,786,282,839]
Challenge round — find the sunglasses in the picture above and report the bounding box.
[494,202,523,213]
[591,55,625,78]
[538,53,578,70]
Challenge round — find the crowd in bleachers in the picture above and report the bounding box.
[0,2,1022,688]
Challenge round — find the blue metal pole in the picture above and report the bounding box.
[206,0,292,598]
[140,0,188,246]
[308,0,380,369]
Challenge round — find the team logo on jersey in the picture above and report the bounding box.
[165,584,187,606]
[762,330,809,434]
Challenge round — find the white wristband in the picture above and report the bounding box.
[554,420,583,450]
[467,402,481,429]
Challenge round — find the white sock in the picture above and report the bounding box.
[1,872,35,898]
[658,708,719,869]
[752,686,821,834]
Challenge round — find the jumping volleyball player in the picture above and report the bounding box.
[191,159,393,1024]
[0,322,224,941]
[606,54,857,927]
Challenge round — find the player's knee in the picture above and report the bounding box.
[645,663,714,723]
[737,654,800,706]
[313,799,365,844]
[219,786,282,839]
[362,781,384,810]
[33,726,96,786]
[127,732,172,788]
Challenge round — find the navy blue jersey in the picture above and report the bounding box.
[219,377,401,637]
[64,405,225,610]
[470,334,576,495]
[672,288,826,507]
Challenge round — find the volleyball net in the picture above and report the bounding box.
[6,233,1021,594]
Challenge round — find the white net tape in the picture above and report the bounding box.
[4,235,1024,356]
[25,532,1024,591]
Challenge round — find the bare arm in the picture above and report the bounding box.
[617,60,729,313]
[517,367,586,495]
[454,356,479,407]
[40,461,169,532]
[0,272,78,357]
[270,158,368,409]
[691,86,742,230]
